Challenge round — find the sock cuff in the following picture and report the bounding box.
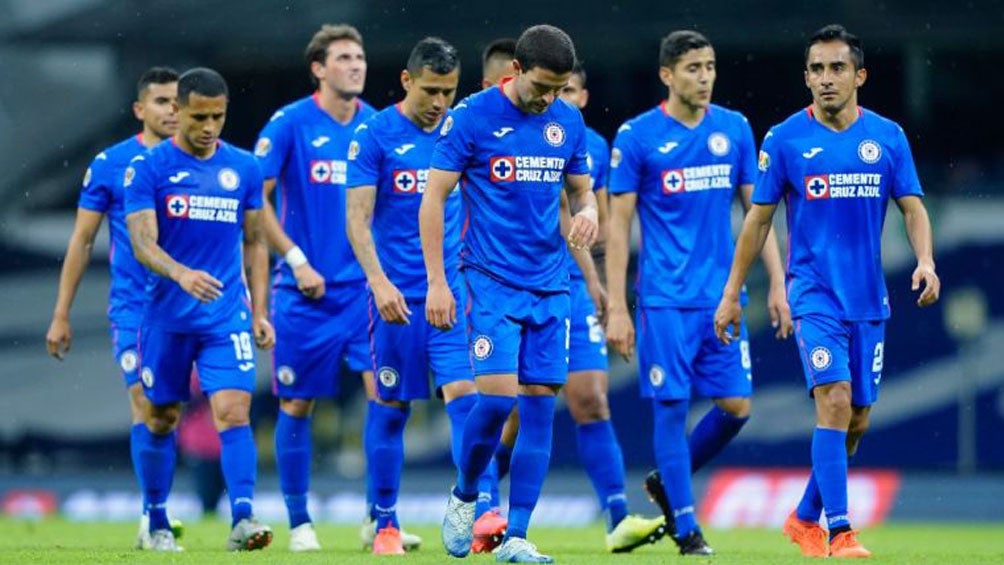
[278,411,311,424]
[712,404,750,423]
[516,394,557,410]
[371,400,411,420]
[138,425,175,445]
[576,419,613,434]
[445,393,477,415]
[219,425,253,445]
[814,426,849,439]
[478,393,518,417]
[654,398,689,418]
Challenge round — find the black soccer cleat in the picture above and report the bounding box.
[643,469,676,538]
[676,530,715,556]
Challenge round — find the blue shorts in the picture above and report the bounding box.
[465,268,570,386]
[138,325,257,405]
[636,306,752,400]
[568,277,608,373]
[369,286,473,402]
[110,324,140,387]
[272,283,371,399]
[794,314,886,406]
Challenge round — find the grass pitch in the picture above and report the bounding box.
[0,518,1002,564]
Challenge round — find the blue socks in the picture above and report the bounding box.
[495,442,514,480]
[445,394,477,467]
[220,425,256,526]
[456,394,516,499]
[690,405,749,472]
[275,411,312,528]
[653,399,698,538]
[364,400,377,519]
[130,423,148,511]
[366,401,409,529]
[506,394,556,541]
[575,420,628,531]
[797,473,824,522]
[812,427,850,531]
[137,425,176,532]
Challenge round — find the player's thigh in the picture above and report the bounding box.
[466,268,524,379]
[429,290,475,398]
[138,326,197,405]
[194,329,258,396]
[568,277,609,374]
[848,320,886,407]
[694,310,753,400]
[110,324,141,388]
[272,288,346,399]
[636,306,701,401]
[371,303,431,402]
[793,314,853,397]
[519,289,571,386]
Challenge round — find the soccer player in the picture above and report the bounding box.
[45,67,184,550]
[714,24,939,558]
[422,25,599,563]
[345,36,474,556]
[606,31,791,555]
[124,67,274,552]
[481,38,517,89]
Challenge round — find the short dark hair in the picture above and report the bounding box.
[482,37,516,69]
[407,37,459,76]
[659,30,712,68]
[177,67,228,106]
[806,24,864,69]
[571,61,587,86]
[136,66,179,98]
[305,24,364,86]
[514,25,576,74]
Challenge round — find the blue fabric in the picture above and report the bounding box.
[506,395,557,541]
[138,426,176,532]
[653,399,698,538]
[275,412,312,528]
[456,394,516,498]
[366,402,409,529]
[576,420,628,531]
[689,405,749,472]
[130,423,147,510]
[812,427,850,530]
[220,426,257,526]
[445,394,477,467]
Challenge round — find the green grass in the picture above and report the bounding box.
[0,519,1002,563]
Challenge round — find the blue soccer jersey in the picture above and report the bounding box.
[430,78,590,292]
[346,104,463,299]
[124,139,263,333]
[78,134,151,327]
[568,126,610,281]
[609,103,757,308]
[753,107,923,321]
[254,94,376,288]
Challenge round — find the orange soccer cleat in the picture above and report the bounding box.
[471,510,507,554]
[829,529,872,558]
[782,511,829,558]
[372,526,406,555]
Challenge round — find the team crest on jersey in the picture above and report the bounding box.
[661,170,686,194]
[490,157,516,182]
[610,148,622,169]
[166,195,190,217]
[649,364,665,387]
[858,140,882,164]
[543,122,566,147]
[119,350,138,373]
[218,168,240,191]
[348,140,360,161]
[141,367,154,388]
[804,175,830,200]
[440,115,454,136]
[123,166,136,188]
[707,132,730,156]
[276,365,296,386]
[472,335,493,360]
[254,137,271,158]
[393,169,426,193]
[758,150,771,172]
[378,366,400,388]
[82,167,92,188]
[810,346,833,370]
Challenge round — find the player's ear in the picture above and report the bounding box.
[511,59,523,76]
[581,88,590,108]
[855,67,867,88]
[658,66,673,88]
[401,69,412,92]
[310,60,325,84]
[132,100,145,121]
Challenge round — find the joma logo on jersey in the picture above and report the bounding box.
[309,159,347,184]
[393,169,428,194]
[489,156,565,183]
[805,173,883,200]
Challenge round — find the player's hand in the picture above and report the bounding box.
[372,278,412,325]
[912,263,940,307]
[587,279,609,326]
[714,293,743,345]
[767,282,793,339]
[177,269,224,303]
[426,281,456,330]
[294,263,326,300]
[568,207,598,250]
[45,316,72,360]
[253,315,275,350]
[605,308,635,360]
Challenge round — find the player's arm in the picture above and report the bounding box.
[46,208,105,359]
[896,195,940,307]
[714,203,778,343]
[565,173,598,249]
[260,179,325,299]
[419,168,461,330]
[347,185,411,324]
[126,209,222,303]
[561,192,607,320]
[605,192,637,359]
[739,184,792,338]
[243,209,274,349]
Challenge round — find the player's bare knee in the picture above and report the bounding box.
[127,384,151,424]
[568,390,609,423]
[280,397,314,418]
[814,383,853,427]
[211,391,252,430]
[375,396,408,409]
[520,383,561,397]
[714,396,751,418]
[441,380,477,403]
[146,403,181,434]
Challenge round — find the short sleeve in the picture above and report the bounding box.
[890,126,923,199]
[751,128,787,205]
[608,124,643,195]
[243,158,264,210]
[736,116,757,187]
[565,114,590,176]
[254,109,293,180]
[123,154,157,215]
[346,121,382,189]
[77,153,112,213]
[430,102,475,172]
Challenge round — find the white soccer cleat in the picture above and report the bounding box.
[148,529,184,552]
[226,517,273,551]
[289,522,321,552]
[441,490,476,557]
[361,514,423,551]
[136,514,184,550]
[495,537,554,563]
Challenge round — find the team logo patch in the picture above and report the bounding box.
[810,346,833,371]
[661,169,685,194]
[758,150,771,172]
[123,166,136,188]
[489,157,516,182]
[649,364,665,387]
[472,335,494,361]
[610,148,622,169]
[140,367,154,388]
[310,160,332,183]
[440,115,454,136]
[254,138,271,158]
[804,175,830,200]
[708,132,730,156]
[119,350,138,373]
[276,365,295,386]
[348,140,360,161]
[858,140,882,164]
[378,366,399,388]
[82,167,92,188]
[166,195,189,217]
[393,170,419,193]
[218,168,240,191]
[543,122,566,147]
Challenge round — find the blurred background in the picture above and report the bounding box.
[1,0,1002,526]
